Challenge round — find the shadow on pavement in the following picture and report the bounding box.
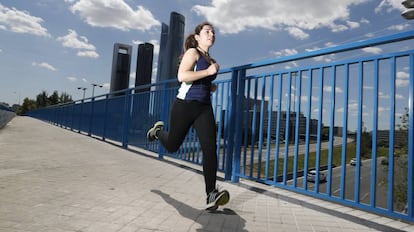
[151,189,248,232]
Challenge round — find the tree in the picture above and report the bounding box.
[20,98,37,115]
[48,91,60,105]
[59,92,73,103]
[381,107,409,212]
[36,91,49,107]
[360,122,372,157]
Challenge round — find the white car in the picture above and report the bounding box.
[307,170,326,183]
[350,158,361,166]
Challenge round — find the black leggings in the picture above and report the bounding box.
[158,99,217,195]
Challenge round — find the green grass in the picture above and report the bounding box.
[245,142,390,177]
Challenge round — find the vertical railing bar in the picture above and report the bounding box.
[388,56,396,212]
[223,82,231,171]
[303,69,313,189]
[257,76,267,179]
[315,67,324,192]
[232,69,246,183]
[102,95,109,141]
[244,80,251,176]
[216,82,225,170]
[327,65,336,196]
[225,70,238,180]
[122,89,132,149]
[283,72,293,184]
[242,79,252,177]
[408,53,414,219]
[370,59,379,208]
[265,75,275,180]
[355,61,363,203]
[273,73,283,184]
[293,71,302,187]
[250,77,259,178]
[341,64,349,200]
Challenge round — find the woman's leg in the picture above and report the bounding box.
[158,100,195,152]
[193,104,217,195]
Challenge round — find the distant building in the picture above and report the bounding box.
[156,12,185,87]
[110,43,132,96]
[135,43,154,93]
[155,23,169,88]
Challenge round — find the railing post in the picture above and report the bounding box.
[408,53,414,219]
[224,69,239,180]
[157,82,171,159]
[102,95,109,141]
[88,97,95,136]
[232,69,246,183]
[122,89,132,149]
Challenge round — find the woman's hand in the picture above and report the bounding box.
[211,83,217,92]
[206,63,219,76]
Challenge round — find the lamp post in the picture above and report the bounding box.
[13,91,21,105]
[91,83,103,98]
[77,87,87,100]
[402,0,414,19]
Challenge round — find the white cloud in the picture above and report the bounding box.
[364,32,375,38]
[388,23,411,31]
[57,29,99,58]
[0,48,2,53]
[77,50,99,58]
[396,71,409,87]
[378,106,389,113]
[0,3,50,37]
[273,48,298,57]
[32,62,57,71]
[68,0,160,31]
[286,27,309,40]
[192,0,369,36]
[346,20,360,29]
[324,86,344,93]
[379,91,390,99]
[67,76,77,82]
[360,18,370,24]
[362,46,383,54]
[375,0,404,13]
[396,94,404,99]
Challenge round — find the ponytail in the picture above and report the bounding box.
[184,34,198,50]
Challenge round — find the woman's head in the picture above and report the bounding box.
[184,22,215,51]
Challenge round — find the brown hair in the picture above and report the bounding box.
[184,22,214,51]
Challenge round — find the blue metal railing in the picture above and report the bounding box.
[27,30,414,222]
[0,104,15,129]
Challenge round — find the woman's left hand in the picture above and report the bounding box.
[211,83,217,92]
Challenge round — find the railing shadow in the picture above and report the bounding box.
[151,189,248,232]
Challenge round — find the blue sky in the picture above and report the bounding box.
[0,0,411,106]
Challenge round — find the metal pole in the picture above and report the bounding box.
[91,83,103,98]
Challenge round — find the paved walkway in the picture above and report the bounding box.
[0,116,413,232]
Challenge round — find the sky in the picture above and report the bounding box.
[0,0,412,106]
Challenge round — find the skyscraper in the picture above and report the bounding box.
[156,12,185,86]
[110,43,132,96]
[135,43,154,93]
[156,23,169,85]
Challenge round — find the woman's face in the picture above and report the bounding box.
[196,25,215,48]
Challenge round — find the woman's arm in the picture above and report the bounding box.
[177,48,219,83]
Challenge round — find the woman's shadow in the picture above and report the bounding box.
[151,189,248,232]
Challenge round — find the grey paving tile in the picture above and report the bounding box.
[1,117,413,232]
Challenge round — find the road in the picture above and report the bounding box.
[289,158,389,209]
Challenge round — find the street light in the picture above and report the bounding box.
[402,0,414,19]
[91,83,103,98]
[77,87,87,99]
